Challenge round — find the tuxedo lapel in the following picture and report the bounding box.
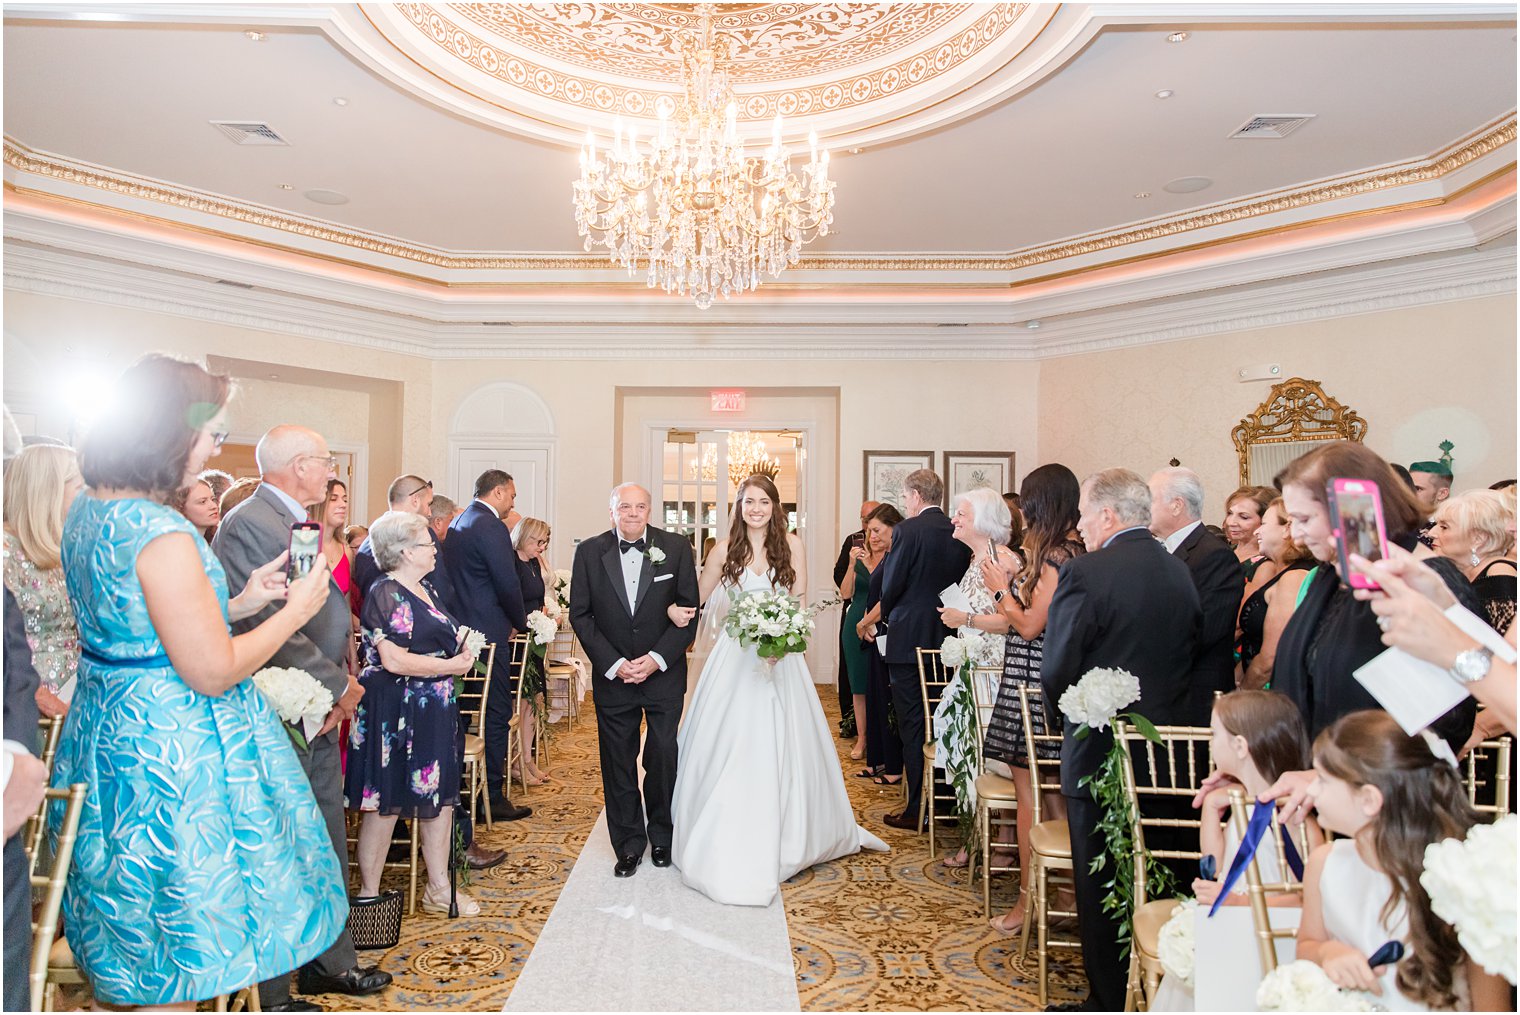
[601,536,634,616]
[632,548,654,619]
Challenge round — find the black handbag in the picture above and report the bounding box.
[347,890,403,950]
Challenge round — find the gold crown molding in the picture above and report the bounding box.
[5,116,1513,278]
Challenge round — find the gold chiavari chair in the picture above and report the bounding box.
[1015,685,1080,1008]
[212,987,262,1011]
[1463,734,1513,819]
[507,634,531,798]
[915,647,958,849]
[458,642,496,827]
[26,715,67,877]
[968,666,1018,918]
[32,782,87,1013]
[345,810,422,915]
[1114,719,1213,1013]
[1227,788,1309,979]
[545,629,581,728]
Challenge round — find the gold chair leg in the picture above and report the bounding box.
[926,771,936,853]
[980,808,991,918]
[1017,859,1035,963]
[407,819,420,916]
[1036,862,1050,1008]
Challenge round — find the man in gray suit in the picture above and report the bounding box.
[214,426,391,1012]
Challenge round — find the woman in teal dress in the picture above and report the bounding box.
[51,355,347,1009]
[839,505,899,764]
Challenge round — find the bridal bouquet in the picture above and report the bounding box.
[1156,898,1197,990]
[1256,960,1378,1011]
[252,666,334,752]
[724,589,831,665]
[1421,813,1516,983]
[526,610,559,646]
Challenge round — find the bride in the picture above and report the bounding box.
[669,474,888,907]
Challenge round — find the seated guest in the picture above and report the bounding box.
[1223,485,1277,582]
[1150,467,1244,722]
[346,510,480,916]
[169,476,221,540]
[2,443,83,716]
[1274,442,1479,753]
[512,515,554,785]
[1408,459,1453,546]
[1428,489,1516,633]
[1237,497,1316,690]
[219,475,259,517]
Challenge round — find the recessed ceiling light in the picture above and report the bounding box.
[1166,31,1190,43]
[244,30,266,42]
[333,97,349,107]
[1163,176,1213,194]
[1134,192,1151,199]
[1025,320,1041,330]
[277,183,293,190]
[1155,89,1174,99]
[304,189,349,205]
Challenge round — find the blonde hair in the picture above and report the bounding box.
[512,516,551,549]
[1434,489,1516,557]
[2,444,81,570]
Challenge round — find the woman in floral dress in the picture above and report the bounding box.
[345,510,478,916]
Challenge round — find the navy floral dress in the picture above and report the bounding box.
[344,577,463,818]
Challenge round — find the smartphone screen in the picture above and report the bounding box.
[1328,478,1388,590]
[849,533,866,549]
[288,522,323,581]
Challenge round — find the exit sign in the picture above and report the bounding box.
[711,390,746,412]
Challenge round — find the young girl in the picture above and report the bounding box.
[1299,710,1507,1011]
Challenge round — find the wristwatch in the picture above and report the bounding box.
[993,589,1009,604]
[1449,646,1494,685]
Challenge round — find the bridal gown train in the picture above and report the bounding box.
[671,568,888,907]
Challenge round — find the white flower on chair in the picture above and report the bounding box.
[1421,814,1516,984]
[526,610,559,646]
[1058,666,1141,732]
[1156,898,1196,990]
[1256,960,1378,1011]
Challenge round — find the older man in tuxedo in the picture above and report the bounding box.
[1149,466,1243,723]
[1041,467,1201,1013]
[215,425,391,1011]
[877,471,970,831]
[443,469,531,821]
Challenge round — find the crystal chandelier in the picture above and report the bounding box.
[688,432,781,485]
[572,4,835,310]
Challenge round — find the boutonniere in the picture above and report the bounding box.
[646,546,667,566]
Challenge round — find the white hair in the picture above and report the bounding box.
[952,487,1012,544]
[1152,466,1205,521]
[608,483,652,511]
[369,509,430,572]
[255,425,321,474]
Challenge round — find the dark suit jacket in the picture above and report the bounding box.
[354,527,456,614]
[1041,527,1202,796]
[3,588,40,754]
[569,527,698,705]
[4,587,40,1013]
[1172,523,1244,723]
[877,507,971,666]
[213,484,352,712]
[442,501,527,661]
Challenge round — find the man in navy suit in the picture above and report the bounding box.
[442,469,531,821]
[877,469,971,831]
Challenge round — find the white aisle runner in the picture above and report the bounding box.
[503,810,801,1012]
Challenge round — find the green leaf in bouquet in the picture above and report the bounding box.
[1126,712,1163,745]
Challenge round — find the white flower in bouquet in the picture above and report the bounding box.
[1422,814,1517,983]
[1059,666,1141,732]
[1256,960,1378,1011]
[526,610,558,646]
[458,626,488,658]
[1156,898,1197,990]
[939,633,969,669]
[252,666,334,750]
[724,589,821,664]
[542,597,563,620]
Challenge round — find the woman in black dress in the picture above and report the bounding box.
[346,510,478,915]
[1236,497,1316,689]
[512,516,554,784]
[853,506,906,784]
[979,464,1084,934]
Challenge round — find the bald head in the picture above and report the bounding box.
[256,425,333,507]
[860,500,880,524]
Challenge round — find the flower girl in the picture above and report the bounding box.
[1298,710,1507,1011]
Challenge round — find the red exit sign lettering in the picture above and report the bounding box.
[710,390,746,412]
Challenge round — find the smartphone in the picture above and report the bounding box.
[1327,477,1388,590]
[287,522,323,581]
[849,532,865,550]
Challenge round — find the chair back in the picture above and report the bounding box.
[26,716,68,873]
[1018,685,1064,826]
[457,641,497,737]
[966,666,1004,767]
[509,634,532,714]
[1114,720,1214,908]
[31,782,87,1012]
[915,648,957,742]
[1463,735,1513,818]
[1227,788,1308,976]
[37,715,63,774]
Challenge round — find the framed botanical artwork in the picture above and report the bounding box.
[863,450,934,513]
[943,451,1016,503]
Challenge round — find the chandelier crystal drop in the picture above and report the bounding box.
[572,4,835,310]
[688,432,781,485]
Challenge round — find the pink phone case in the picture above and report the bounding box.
[1328,477,1389,590]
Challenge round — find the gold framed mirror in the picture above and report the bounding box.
[1231,377,1368,486]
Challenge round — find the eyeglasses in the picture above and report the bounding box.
[399,480,432,500]
[210,430,229,449]
[409,541,436,550]
[299,454,340,472]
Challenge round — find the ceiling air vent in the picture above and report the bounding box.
[1229,114,1315,139]
[210,121,290,146]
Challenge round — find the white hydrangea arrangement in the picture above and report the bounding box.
[526,610,559,646]
[542,597,563,621]
[458,625,488,658]
[938,630,1002,671]
[1156,898,1197,990]
[724,588,830,666]
[1421,814,1516,983]
[1256,960,1379,1011]
[1059,666,1143,733]
[252,666,334,751]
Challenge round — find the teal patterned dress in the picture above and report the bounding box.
[51,496,347,1006]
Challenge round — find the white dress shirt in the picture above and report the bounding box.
[1161,519,1202,555]
[605,528,667,679]
[261,481,310,522]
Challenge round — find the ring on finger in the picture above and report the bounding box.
[1376,615,1391,632]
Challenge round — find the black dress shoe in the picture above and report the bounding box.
[466,843,508,869]
[492,797,532,821]
[883,809,925,832]
[264,1003,323,1013]
[297,965,393,997]
[650,845,672,868]
[613,853,642,877]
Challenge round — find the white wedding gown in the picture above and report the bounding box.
[671,568,888,906]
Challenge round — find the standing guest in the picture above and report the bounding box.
[1391,463,1418,492]
[1274,442,1478,754]
[428,495,461,543]
[512,516,554,785]
[1224,485,1277,581]
[878,469,971,831]
[310,479,352,602]
[352,476,439,613]
[1428,489,1516,633]
[1002,492,1025,555]
[1150,467,1244,723]
[346,511,481,915]
[169,477,221,541]
[220,476,260,517]
[3,443,84,715]
[199,467,234,506]
[1041,467,1200,1012]
[840,502,887,761]
[980,463,1086,934]
[1236,498,1316,690]
[833,501,879,740]
[852,505,905,784]
[1408,460,1453,547]
[345,525,369,553]
[59,359,349,1010]
[444,470,532,821]
[214,425,391,1009]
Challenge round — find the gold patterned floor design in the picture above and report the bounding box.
[66,690,1089,1012]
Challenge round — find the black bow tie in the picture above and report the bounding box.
[619,538,647,555]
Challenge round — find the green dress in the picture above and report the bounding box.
[840,558,873,695]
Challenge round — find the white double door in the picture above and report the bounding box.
[451,445,551,528]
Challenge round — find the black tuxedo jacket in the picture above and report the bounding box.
[1172,523,1244,723]
[1041,527,1201,796]
[442,501,527,657]
[878,507,972,666]
[569,527,699,705]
